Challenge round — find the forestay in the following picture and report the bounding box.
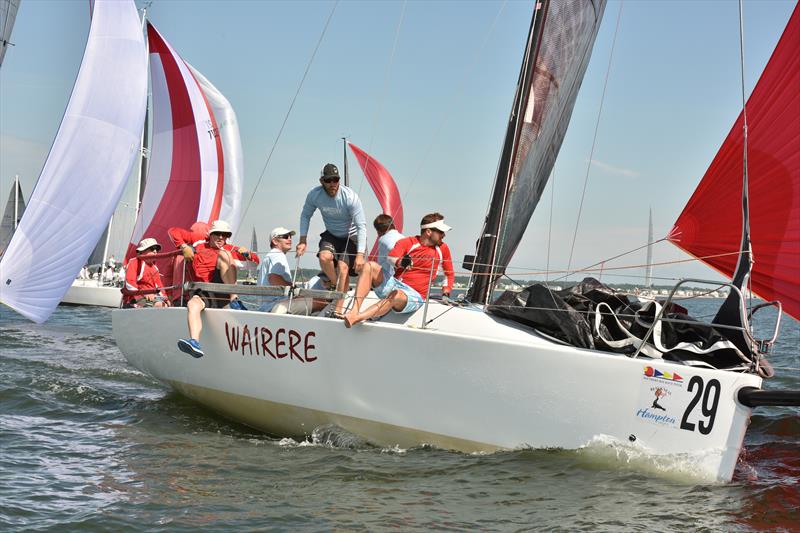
[0,0,147,323]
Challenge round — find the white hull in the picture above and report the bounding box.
[112,304,761,481]
[62,280,121,308]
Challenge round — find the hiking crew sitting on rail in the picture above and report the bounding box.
[295,163,367,317]
[122,238,169,309]
[373,213,404,281]
[344,213,454,328]
[258,227,327,315]
[169,220,258,358]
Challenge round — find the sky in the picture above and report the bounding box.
[0,0,795,286]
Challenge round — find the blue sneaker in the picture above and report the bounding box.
[229,298,247,311]
[177,338,204,358]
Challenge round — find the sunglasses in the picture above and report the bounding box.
[276,233,293,239]
[321,177,340,184]
[210,232,231,239]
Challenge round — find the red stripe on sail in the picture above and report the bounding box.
[137,23,203,252]
[186,60,225,222]
[348,143,404,260]
[668,5,800,320]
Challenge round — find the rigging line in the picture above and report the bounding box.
[565,0,624,276]
[350,0,406,256]
[240,0,339,223]
[400,0,508,213]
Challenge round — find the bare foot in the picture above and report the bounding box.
[343,314,358,328]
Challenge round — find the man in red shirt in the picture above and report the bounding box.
[168,220,257,358]
[343,212,454,328]
[122,238,169,308]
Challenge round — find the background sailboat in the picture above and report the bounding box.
[0,174,25,255]
[125,21,244,294]
[0,0,20,68]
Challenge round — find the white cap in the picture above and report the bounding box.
[420,219,452,232]
[136,237,161,252]
[270,227,296,241]
[209,220,232,235]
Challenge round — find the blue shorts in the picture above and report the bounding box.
[374,276,424,314]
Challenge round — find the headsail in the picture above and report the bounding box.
[0,175,25,254]
[126,22,243,263]
[0,0,147,323]
[348,142,404,259]
[0,0,20,67]
[668,4,799,321]
[468,0,606,303]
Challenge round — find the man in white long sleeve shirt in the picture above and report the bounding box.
[295,163,367,316]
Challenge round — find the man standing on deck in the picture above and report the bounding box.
[295,163,367,317]
[168,220,258,358]
[343,212,454,328]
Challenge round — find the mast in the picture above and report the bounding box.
[135,5,150,209]
[645,207,653,288]
[467,1,548,305]
[342,136,349,187]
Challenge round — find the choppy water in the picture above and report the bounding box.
[1,301,798,532]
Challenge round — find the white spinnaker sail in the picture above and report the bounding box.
[0,0,147,323]
[188,63,243,235]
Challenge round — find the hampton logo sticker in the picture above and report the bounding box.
[635,366,684,427]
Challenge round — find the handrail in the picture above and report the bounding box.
[631,278,760,361]
[748,300,782,355]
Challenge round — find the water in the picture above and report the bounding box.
[1,301,798,531]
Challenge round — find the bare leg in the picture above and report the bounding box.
[186,295,207,340]
[331,260,351,314]
[345,262,383,319]
[216,250,238,303]
[344,290,407,328]
[318,250,337,289]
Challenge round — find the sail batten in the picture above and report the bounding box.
[669,4,800,321]
[0,0,147,323]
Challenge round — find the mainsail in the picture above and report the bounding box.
[668,4,799,321]
[0,0,147,323]
[0,0,20,67]
[0,175,25,254]
[126,22,243,263]
[468,0,606,303]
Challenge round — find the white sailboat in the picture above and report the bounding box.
[111,0,799,483]
[0,174,25,255]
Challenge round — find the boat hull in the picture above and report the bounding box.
[62,280,121,308]
[112,305,761,481]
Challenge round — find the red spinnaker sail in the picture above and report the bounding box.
[668,4,799,320]
[348,143,404,259]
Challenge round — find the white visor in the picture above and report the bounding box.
[420,220,452,233]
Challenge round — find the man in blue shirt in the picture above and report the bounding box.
[296,163,366,316]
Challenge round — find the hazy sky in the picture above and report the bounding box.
[0,0,795,286]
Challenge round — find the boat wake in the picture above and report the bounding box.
[576,435,729,483]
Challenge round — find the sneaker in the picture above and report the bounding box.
[229,298,247,311]
[177,338,204,358]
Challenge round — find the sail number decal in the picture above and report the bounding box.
[636,366,722,435]
[679,376,720,434]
